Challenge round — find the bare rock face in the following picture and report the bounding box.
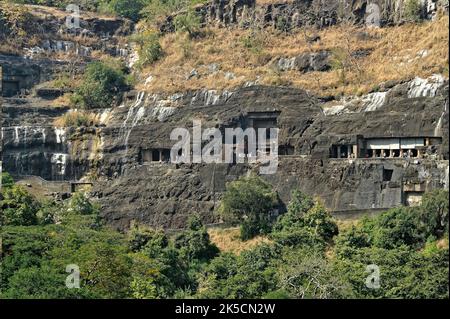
[82,77,449,230]
[272,51,331,73]
[2,71,449,230]
[160,0,447,32]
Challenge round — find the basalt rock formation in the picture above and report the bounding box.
[1,2,449,230]
[160,0,448,33]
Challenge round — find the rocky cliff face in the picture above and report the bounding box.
[160,0,449,32]
[1,2,449,230]
[88,77,448,229]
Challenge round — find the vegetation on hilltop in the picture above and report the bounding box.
[1,174,448,299]
[2,1,448,99]
[136,15,449,97]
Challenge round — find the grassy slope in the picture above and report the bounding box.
[139,15,449,97]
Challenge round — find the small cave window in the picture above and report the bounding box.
[152,150,160,162]
[383,168,394,182]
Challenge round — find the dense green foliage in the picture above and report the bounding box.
[1,172,15,189]
[1,185,40,226]
[219,175,279,240]
[71,61,127,109]
[0,175,448,299]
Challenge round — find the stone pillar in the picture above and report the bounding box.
[353,144,358,158]
[389,149,394,158]
[417,149,421,158]
[337,145,341,158]
[159,149,163,163]
[348,145,352,158]
[400,149,404,157]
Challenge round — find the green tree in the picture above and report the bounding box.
[419,189,449,238]
[129,252,161,299]
[278,249,353,299]
[0,185,40,226]
[173,8,200,38]
[1,265,92,299]
[219,175,279,240]
[271,190,338,247]
[404,0,422,22]
[72,61,127,109]
[173,215,219,262]
[130,31,163,68]
[197,244,280,299]
[1,171,14,189]
[67,192,97,215]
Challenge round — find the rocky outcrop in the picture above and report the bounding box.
[271,51,331,73]
[85,77,448,230]
[160,0,448,32]
[2,64,448,229]
[0,5,134,59]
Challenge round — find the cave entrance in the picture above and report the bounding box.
[383,168,394,182]
[152,150,160,161]
[279,145,295,155]
[2,80,20,97]
[141,148,172,163]
[331,144,356,158]
[161,149,171,162]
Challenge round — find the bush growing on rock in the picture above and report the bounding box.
[404,0,423,22]
[67,191,98,216]
[174,8,201,38]
[72,61,127,109]
[98,0,147,22]
[53,110,99,127]
[130,31,163,68]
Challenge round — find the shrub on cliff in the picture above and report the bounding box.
[404,0,422,22]
[53,110,99,127]
[173,8,201,38]
[129,31,163,68]
[98,0,147,22]
[72,61,127,109]
[67,191,98,216]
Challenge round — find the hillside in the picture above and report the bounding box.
[0,0,449,300]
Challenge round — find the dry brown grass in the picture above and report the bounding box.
[336,219,359,232]
[208,227,272,254]
[437,238,449,250]
[53,110,99,127]
[139,15,449,96]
